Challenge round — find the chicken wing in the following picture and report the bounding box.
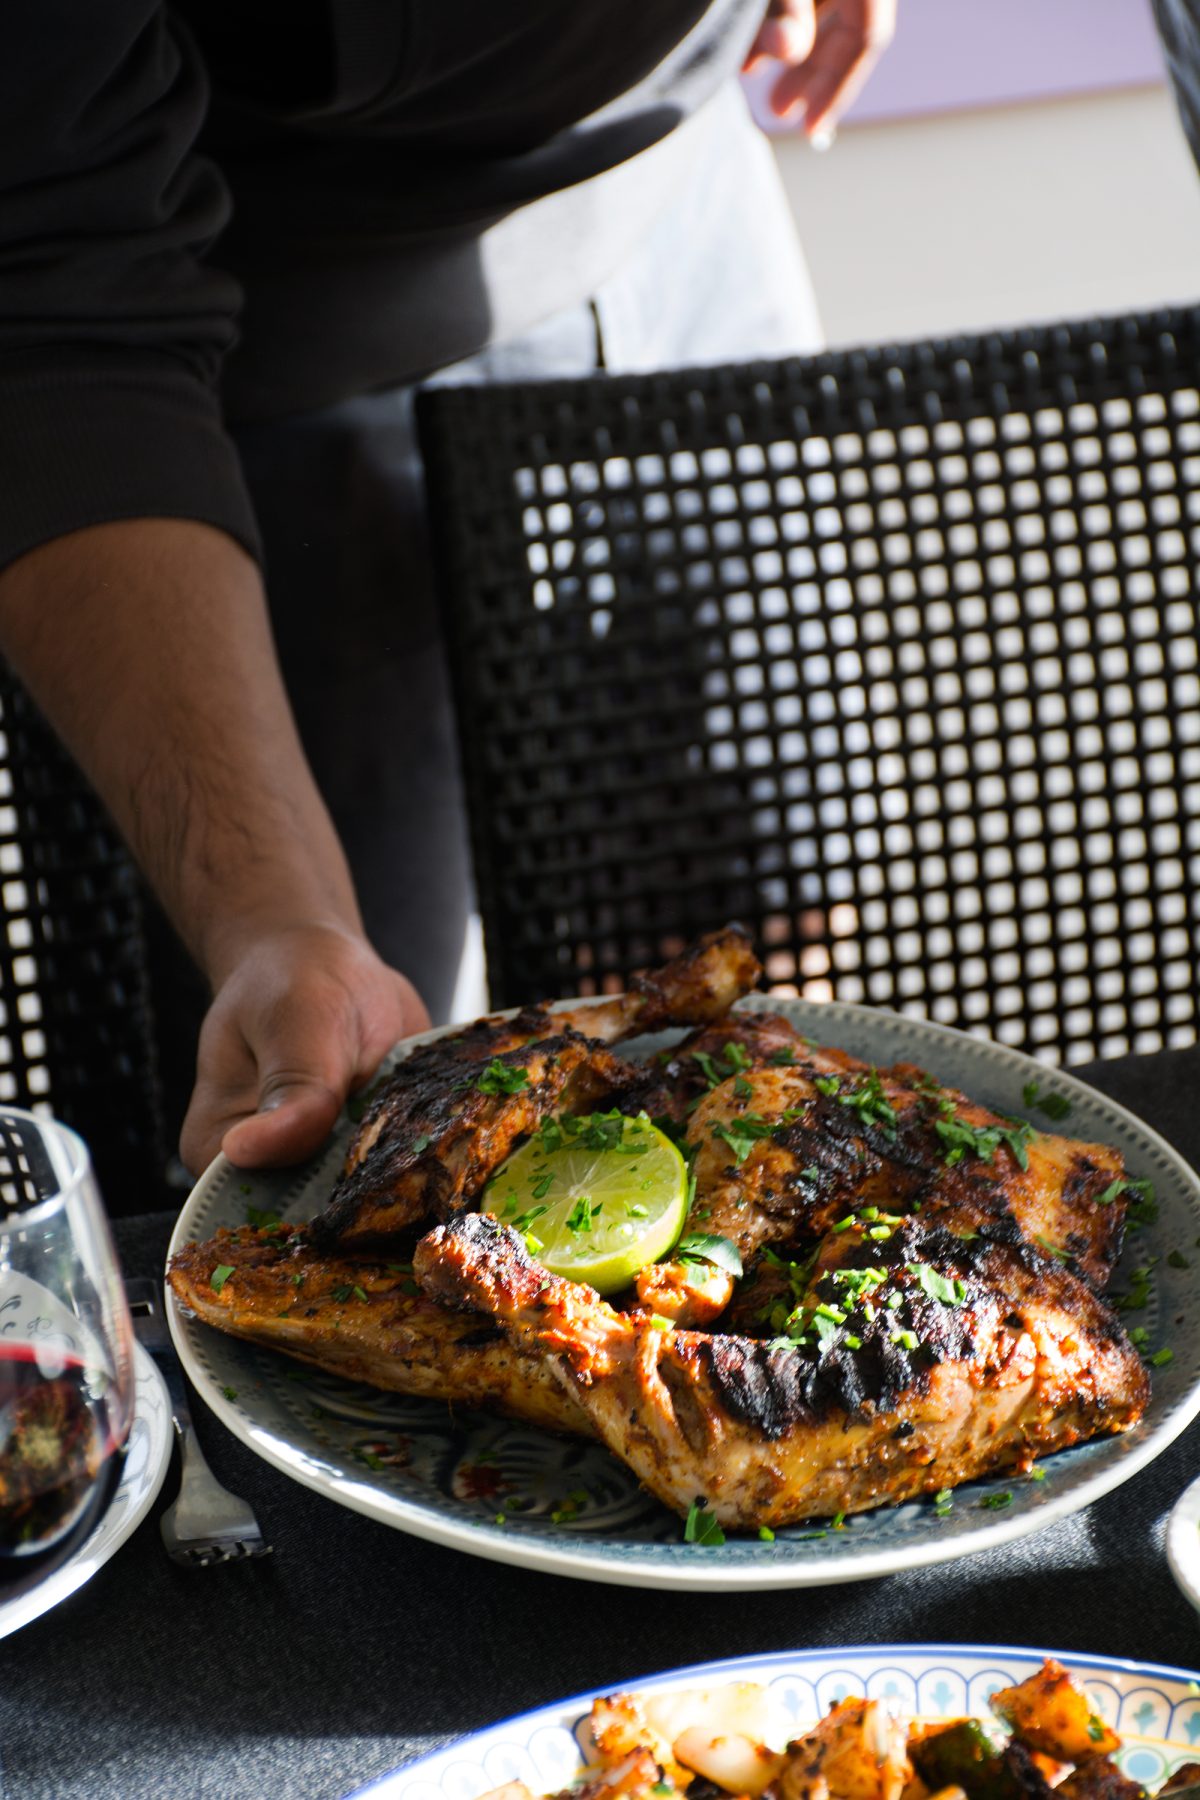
[413,1211,1148,1529]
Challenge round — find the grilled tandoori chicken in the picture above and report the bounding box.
[314,926,762,1251]
[169,927,1154,1533]
[413,1211,1149,1529]
[168,1222,592,1437]
[637,1054,1129,1327]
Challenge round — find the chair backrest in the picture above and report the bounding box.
[0,672,165,1213]
[418,304,1200,1066]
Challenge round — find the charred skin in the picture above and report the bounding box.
[316,926,762,1250]
[168,1222,592,1437]
[414,1213,1148,1530]
[314,1033,637,1250]
[640,1062,1131,1327]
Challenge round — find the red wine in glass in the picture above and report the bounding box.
[0,1341,128,1590]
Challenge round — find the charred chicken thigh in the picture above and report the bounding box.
[413,1211,1148,1529]
[314,926,762,1251]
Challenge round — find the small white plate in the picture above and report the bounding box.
[168,997,1200,1591]
[0,1342,173,1640]
[345,1644,1200,1800]
[1168,1471,1200,1620]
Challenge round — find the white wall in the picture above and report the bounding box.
[773,85,1200,348]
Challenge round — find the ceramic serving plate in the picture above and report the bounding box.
[345,1645,1200,1800]
[0,1343,172,1640]
[167,997,1200,1591]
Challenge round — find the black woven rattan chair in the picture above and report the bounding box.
[0,670,165,1214]
[418,305,1200,1066]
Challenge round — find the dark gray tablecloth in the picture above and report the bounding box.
[2,1048,1198,1800]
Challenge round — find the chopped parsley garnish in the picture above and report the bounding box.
[1112,1260,1157,1312]
[222,1385,238,1402]
[210,1265,234,1294]
[758,1525,776,1541]
[683,1499,726,1547]
[691,1041,753,1091]
[565,1197,601,1234]
[813,1076,841,1098]
[908,1262,967,1306]
[891,1328,919,1351]
[675,1233,744,1277]
[1095,1175,1158,1226]
[933,1487,954,1517]
[411,1133,431,1155]
[732,1074,753,1100]
[476,1058,531,1096]
[934,1103,1036,1171]
[768,1046,796,1065]
[245,1204,283,1232]
[1086,1716,1106,1744]
[711,1113,780,1165]
[352,1285,369,1304]
[1151,1347,1174,1367]
[329,1284,353,1303]
[1028,1466,1047,1481]
[1021,1079,1072,1121]
[1034,1235,1070,1264]
[835,1070,898,1136]
[979,1491,1013,1510]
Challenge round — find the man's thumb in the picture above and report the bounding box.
[221,1070,342,1168]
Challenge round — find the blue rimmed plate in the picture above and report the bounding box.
[167,998,1200,1591]
[345,1644,1200,1800]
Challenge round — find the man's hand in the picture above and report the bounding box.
[181,922,429,1175]
[0,518,433,1183]
[745,0,897,139]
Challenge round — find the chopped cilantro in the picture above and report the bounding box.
[1151,1347,1174,1367]
[979,1491,1013,1510]
[477,1058,531,1096]
[758,1525,776,1542]
[675,1233,744,1277]
[221,1385,238,1402]
[565,1197,601,1234]
[908,1262,967,1306]
[1022,1079,1072,1121]
[934,1104,1036,1170]
[210,1265,234,1294]
[768,1046,796,1065]
[711,1113,779,1165]
[683,1499,726,1547]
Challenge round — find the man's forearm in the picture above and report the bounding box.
[0,517,360,984]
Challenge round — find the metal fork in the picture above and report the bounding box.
[127,1278,273,1568]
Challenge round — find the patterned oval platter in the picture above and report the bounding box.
[167,997,1200,1591]
[345,1646,1200,1800]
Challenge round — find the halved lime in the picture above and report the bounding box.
[484,1111,689,1294]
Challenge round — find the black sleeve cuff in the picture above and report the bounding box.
[0,352,262,573]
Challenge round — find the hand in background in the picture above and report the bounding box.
[745,0,897,140]
[180,923,429,1175]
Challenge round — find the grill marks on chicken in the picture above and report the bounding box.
[414,1212,1148,1528]
[314,926,763,1251]
[169,925,1155,1535]
[168,1222,592,1437]
[314,1031,637,1250]
[639,1059,1132,1326]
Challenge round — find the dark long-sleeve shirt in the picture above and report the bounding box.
[0,1,758,572]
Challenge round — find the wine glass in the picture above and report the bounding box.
[0,1108,135,1581]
